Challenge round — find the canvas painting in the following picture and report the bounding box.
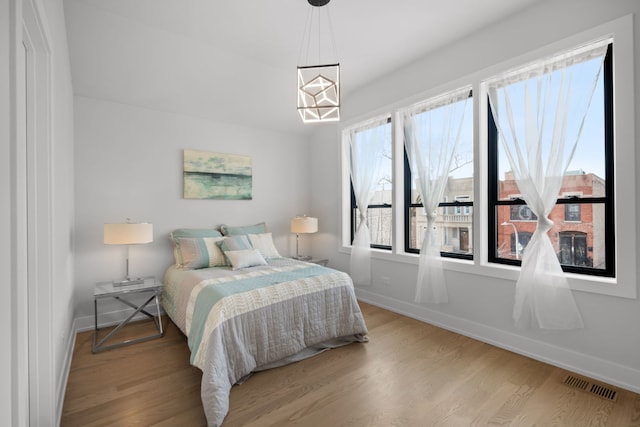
[183,150,252,200]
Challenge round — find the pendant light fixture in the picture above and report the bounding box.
[297,0,340,123]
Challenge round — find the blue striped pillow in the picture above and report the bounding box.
[177,237,226,269]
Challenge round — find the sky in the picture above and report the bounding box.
[494,55,606,181]
[366,51,607,198]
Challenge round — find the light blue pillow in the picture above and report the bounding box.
[220,222,267,236]
[170,228,223,243]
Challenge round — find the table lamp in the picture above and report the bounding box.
[104,220,153,286]
[290,215,318,260]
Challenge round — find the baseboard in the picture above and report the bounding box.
[56,317,78,426]
[355,288,640,394]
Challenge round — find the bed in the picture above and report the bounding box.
[161,225,368,427]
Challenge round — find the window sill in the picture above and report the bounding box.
[339,245,633,299]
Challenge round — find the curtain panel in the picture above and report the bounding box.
[404,87,471,303]
[347,116,391,286]
[486,38,609,329]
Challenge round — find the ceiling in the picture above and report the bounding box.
[64,0,541,136]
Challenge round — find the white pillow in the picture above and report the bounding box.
[225,249,267,270]
[248,232,281,259]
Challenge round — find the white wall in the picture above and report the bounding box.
[312,0,640,392]
[73,96,311,320]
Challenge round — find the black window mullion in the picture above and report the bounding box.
[404,149,413,253]
[350,183,356,244]
[603,43,615,277]
[439,202,475,207]
[487,98,499,264]
[495,197,608,206]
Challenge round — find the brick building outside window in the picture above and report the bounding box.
[496,169,606,268]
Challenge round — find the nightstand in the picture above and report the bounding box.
[93,276,164,353]
[291,257,329,266]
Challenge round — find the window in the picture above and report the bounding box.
[565,204,581,222]
[510,204,537,222]
[488,42,614,277]
[455,196,471,215]
[340,17,634,297]
[563,192,583,222]
[349,116,393,250]
[404,89,473,258]
[558,231,591,267]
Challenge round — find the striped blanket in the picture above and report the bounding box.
[162,258,368,427]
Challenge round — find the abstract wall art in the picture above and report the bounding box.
[183,149,252,200]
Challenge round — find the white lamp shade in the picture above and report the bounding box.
[290,216,318,234]
[104,222,153,245]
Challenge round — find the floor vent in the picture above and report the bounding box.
[562,375,618,402]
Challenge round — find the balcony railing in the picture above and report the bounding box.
[438,214,472,223]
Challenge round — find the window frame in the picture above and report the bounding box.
[486,43,615,277]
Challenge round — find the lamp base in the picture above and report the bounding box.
[292,255,312,261]
[112,277,145,287]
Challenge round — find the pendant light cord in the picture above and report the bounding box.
[297,3,338,66]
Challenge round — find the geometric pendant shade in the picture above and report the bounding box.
[297,63,340,123]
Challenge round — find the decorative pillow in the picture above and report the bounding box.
[170,228,223,267]
[170,228,223,243]
[217,235,252,252]
[220,222,268,236]
[225,249,267,270]
[176,237,226,269]
[216,235,252,264]
[248,232,281,259]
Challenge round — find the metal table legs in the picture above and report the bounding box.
[92,289,164,353]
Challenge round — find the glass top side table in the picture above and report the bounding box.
[93,276,164,353]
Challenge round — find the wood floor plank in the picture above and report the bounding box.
[62,303,639,426]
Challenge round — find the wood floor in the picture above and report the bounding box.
[62,303,640,426]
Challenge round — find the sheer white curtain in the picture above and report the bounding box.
[348,117,390,286]
[487,40,608,329]
[404,88,471,303]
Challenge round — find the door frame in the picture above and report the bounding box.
[15,0,55,424]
